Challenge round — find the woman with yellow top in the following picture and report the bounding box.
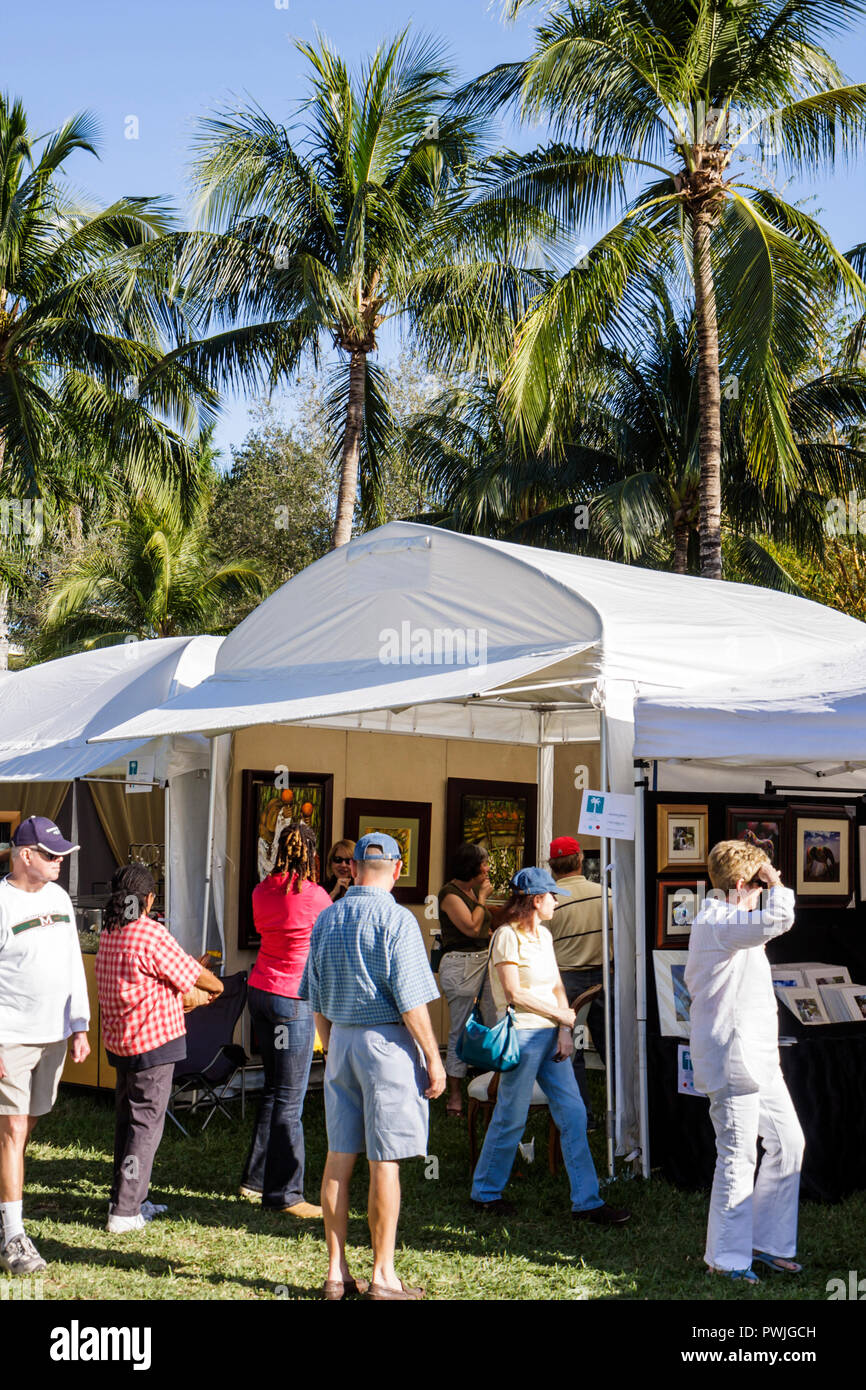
[469,868,630,1225]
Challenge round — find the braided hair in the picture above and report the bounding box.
[271,822,317,894]
[103,864,157,932]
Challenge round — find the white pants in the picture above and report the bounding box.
[705,1070,804,1271]
[438,951,495,1079]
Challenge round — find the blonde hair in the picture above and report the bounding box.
[326,839,356,878]
[707,840,769,892]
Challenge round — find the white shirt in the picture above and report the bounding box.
[0,877,90,1044]
[684,886,795,1095]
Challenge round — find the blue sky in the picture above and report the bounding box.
[7,0,866,459]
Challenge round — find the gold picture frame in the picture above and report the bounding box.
[656,804,708,873]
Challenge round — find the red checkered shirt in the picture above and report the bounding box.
[95,914,202,1056]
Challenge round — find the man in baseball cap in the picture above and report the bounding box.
[548,835,612,1129]
[299,830,444,1299]
[0,816,90,1274]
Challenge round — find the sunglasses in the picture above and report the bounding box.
[33,848,63,862]
[333,857,352,866]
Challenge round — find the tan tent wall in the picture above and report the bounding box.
[223,725,539,1041]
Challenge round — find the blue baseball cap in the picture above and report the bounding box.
[510,866,569,897]
[353,832,402,862]
[13,815,79,856]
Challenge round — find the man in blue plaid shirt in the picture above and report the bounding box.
[300,832,444,1301]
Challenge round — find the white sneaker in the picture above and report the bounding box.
[106,1212,146,1233]
[141,1200,168,1221]
[0,1232,47,1274]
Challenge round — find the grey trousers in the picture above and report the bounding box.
[110,1060,174,1215]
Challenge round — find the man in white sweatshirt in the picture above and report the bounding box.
[0,816,90,1275]
[685,838,803,1285]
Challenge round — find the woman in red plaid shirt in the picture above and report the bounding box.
[96,865,223,1233]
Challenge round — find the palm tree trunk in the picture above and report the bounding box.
[673,521,690,574]
[0,428,7,670]
[691,212,723,580]
[332,349,366,549]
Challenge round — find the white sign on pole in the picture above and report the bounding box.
[125,754,155,795]
[577,789,635,840]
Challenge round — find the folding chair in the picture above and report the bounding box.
[167,971,248,1137]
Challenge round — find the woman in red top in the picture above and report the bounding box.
[96,864,222,1233]
[240,823,332,1216]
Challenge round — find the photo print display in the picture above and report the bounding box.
[790,804,854,906]
[653,949,692,1038]
[656,879,704,948]
[726,807,787,873]
[343,798,431,905]
[656,805,708,874]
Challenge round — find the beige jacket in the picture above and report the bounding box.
[549,872,613,971]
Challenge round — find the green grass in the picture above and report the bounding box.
[12,1076,863,1301]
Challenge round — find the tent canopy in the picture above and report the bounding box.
[0,636,222,781]
[634,641,866,767]
[89,523,866,743]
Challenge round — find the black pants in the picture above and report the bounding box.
[560,967,610,1124]
[110,1060,174,1215]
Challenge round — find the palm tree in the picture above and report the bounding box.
[36,492,266,657]
[0,94,217,663]
[405,290,866,591]
[458,0,866,577]
[179,30,552,547]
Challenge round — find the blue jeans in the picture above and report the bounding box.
[470,1027,604,1212]
[242,988,314,1209]
[560,967,609,1123]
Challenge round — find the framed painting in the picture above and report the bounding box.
[238,770,333,949]
[0,812,21,873]
[445,778,538,897]
[656,805,708,873]
[652,949,692,1039]
[789,803,854,907]
[343,798,431,905]
[726,807,787,875]
[656,879,704,948]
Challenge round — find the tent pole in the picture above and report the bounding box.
[69,779,80,900]
[163,780,171,931]
[633,768,650,1179]
[599,708,615,1180]
[200,739,217,955]
[536,711,553,862]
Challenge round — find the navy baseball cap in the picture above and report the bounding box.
[12,815,79,856]
[510,866,569,897]
[353,832,402,862]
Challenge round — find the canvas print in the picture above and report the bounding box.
[446,779,538,896]
[343,799,431,905]
[656,805,708,873]
[238,770,333,949]
[726,808,786,870]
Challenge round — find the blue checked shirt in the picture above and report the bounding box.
[299,885,439,1025]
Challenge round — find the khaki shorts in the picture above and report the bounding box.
[0,1040,68,1116]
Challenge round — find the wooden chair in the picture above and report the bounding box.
[467,1071,561,1175]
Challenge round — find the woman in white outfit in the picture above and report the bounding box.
[685,840,804,1285]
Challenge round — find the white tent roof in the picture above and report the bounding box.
[634,640,866,766]
[0,636,222,781]
[90,523,866,743]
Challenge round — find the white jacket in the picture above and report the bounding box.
[684,886,795,1095]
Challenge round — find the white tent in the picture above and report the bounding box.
[89,523,866,1164]
[0,636,222,952]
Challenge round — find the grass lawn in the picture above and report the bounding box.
[14,1075,863,1301]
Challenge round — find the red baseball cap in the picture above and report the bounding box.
[549,836,581,860]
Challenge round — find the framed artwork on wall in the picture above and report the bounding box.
[343,798,432,905]
[789,803,854,907]
[445,778,538,897]
[725,807,788,875]
[656,879,703,948]
[238,770,334,949]
[652,949,692,1039]
[656,805,708,873]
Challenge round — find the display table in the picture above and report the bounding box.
[60,953,116,1092]
[648,1020,866,1203]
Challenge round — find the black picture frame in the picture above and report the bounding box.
[238,769,334,949]
[445,777,538,896]
[343,798,432,905]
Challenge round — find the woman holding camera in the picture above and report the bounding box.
[469,867,629,1224]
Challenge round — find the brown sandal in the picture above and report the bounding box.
[365,1280,425,1300]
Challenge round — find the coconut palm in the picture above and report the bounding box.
[178,30,553,547]
[36,492,266,657]
[406,290,866,590]
[458,0,866,577]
